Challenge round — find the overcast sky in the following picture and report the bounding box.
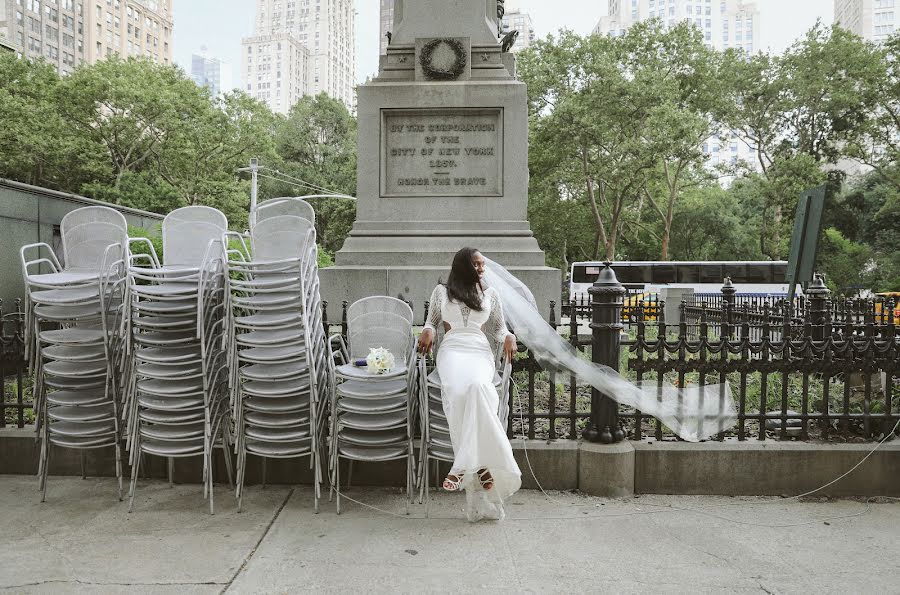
[173,0,834,88]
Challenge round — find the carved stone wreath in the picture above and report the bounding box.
[419,38,468,81]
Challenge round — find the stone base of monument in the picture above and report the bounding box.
[320,264,560,324]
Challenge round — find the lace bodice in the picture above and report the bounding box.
[423,284,513,344]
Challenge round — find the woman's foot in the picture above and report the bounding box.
[442,473,464,491]
[476,468,494,491]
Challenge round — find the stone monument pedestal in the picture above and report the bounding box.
[320,0,560,321]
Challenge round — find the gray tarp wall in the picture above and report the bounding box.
[0,178,163,311]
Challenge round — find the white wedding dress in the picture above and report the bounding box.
[423,284,522,521]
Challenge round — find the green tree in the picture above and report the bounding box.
[264,94,358,253]
[0,52,105,189]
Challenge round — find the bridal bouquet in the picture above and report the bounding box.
[366,347,396,375]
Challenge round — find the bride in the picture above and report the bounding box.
[418,248,521,521]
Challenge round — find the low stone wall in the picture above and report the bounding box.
[3,427,898,497]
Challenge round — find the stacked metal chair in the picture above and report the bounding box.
[416,325,512,515]
[226,202,328,512]
[255,196,316,225]
[328,297,418,514]
[19,206,129,501]
[123,206,232,514]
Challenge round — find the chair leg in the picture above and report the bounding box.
[80,451,86,480]
[128,450,142,513]
[221,428,235,489]
[114,441,124,502]
[261,458,267,489]
[346,459,353,489]
[335,457,341,515]
[168,458,174,488]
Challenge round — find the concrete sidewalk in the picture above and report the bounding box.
[1,476,898,594]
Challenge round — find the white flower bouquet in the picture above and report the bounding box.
[366,347,396,375]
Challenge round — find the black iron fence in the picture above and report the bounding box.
[324,268,899,444]
[0,299,28,429]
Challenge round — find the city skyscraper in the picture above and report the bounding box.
[595,0,760,53]
[379,0,393,55]
[834,0,898,43]
[191,47,232,98]
[594,1,762,174]
[0,0,173,76]
[501,7,536,53]
[242,0,356,114]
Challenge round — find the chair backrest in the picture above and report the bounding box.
[346,297,414,361]
[256,198,316,226]
[162,206,228,267]
[250,215,315,263]
[60,206,128,271]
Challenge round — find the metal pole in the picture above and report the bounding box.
[249,157,259,229]
[806,273,830,342]
[583,262,626,444]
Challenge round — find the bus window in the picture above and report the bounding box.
[573,265,603,284]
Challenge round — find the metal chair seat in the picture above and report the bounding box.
[130,316,196,330]
[337,395,408,414]
[234,310,304,327]
[140,439,205,458]
[137,377,204,396]
[30,287,101,305]
[240,361,309,381]
[42,345,106,362]
[48,404,115,423]
[44,376,106,390]
[136,362,204,379]
[49,420,116,438]
[27,270,99,286]
[131,300,197,315]
[237,328,305,347]
[429,427,452,448]
[244,396,310,414]
[338,427,407,447]
[245,438,312,458]
[244,425,311,442]
[428,444,455,460]
[338,409,408,431]
[39,328,105,345]
[337,443,408,462]
[231,274,301,289]
[132,331,198,347]
[34,303,104,320]
[130,282,198,298]
[243,378,311,398]
[134,346,202,364]
[336,378,407,398]
[140,422,205,441]
[239,344,307,363]
[46,390,108,407]
[43,360,107,378]
[335,364,409,381]
[244,411,310,428]
[231,293,302,308]
[50,435,117,449]
[139,408,205,425]
[137,395,205,411]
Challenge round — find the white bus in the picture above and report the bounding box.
[568,261,794,302]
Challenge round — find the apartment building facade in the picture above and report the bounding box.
[242,0,356,113]
[834,0,898,43]
[0,0,172,75]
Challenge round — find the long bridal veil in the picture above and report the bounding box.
[483,258,737,442]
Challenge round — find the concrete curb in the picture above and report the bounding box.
[2,427,898,496]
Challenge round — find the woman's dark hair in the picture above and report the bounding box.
[445,247,483,311]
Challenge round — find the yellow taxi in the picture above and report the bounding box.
[874,292,900,323]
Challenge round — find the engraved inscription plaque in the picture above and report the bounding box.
[381,108,504,197]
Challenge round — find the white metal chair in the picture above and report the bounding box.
[227,214,328,512]
[255,197,316,225]
[328,296,418,514]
